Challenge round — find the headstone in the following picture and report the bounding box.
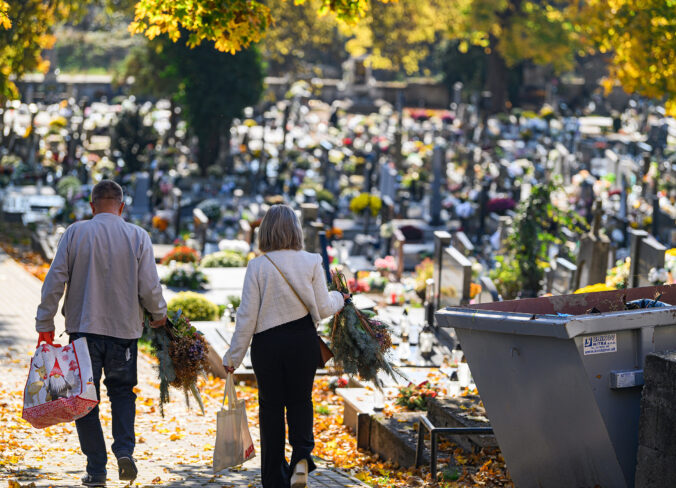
[429,145,444,226]
[432,231,452,312]
[575,201,611,288]
[453,231,475,256]
[549,257,578,295]
[478,276,500,303]
[437,245,472,307]
[130,172,151,220]
[193,208,209,255]
[628,229,666,288]
[301,203,321,252]
[379,163,397,202]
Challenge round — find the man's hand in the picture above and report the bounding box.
[37,331,54,347]
[149,316,167,328]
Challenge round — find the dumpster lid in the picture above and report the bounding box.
[436,284,676,338]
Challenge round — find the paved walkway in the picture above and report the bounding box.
[0,250,366,488]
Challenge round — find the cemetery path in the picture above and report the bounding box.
[0,250,366,488]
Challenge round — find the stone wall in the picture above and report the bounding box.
[635,351,676,488]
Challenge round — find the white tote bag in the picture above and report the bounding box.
[213,373,255,472]
[22,337,98,429]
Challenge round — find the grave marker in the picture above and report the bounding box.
[429,145,444,226]
[575,201,611,288]
[549,257,578,295]
[628,229,666,288]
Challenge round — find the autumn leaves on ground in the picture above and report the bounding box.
[0,228,511,487]
[0,345,511,488]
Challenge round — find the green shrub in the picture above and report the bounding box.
[201,250,247,268]
[167,292,219,321]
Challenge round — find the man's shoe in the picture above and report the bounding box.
[81,473,106,487]
[290,459,308,488]
[117,456,138,481]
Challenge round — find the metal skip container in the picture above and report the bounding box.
[435,284,676,488]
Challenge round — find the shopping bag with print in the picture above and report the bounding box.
[213,373,255,472]
[22,337,99,429]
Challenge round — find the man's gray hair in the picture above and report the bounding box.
[91,180,123,204]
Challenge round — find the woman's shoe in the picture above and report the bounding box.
[290,459,308,488]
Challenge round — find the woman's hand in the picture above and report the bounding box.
[342,292,351,301]
[224,366,235,374]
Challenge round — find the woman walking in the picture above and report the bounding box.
[223,205,348,488]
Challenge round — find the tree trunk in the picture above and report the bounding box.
[197,127,221,176]
[486,35,508,114]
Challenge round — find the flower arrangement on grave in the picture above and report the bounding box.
[328,377,349,393]
[606,257,631,289]
[349,193,382,217]
[374,255,397,273]
[325,227,344,240]
[152,215,169,232]
[201,250,247,268]
[347,276,370,294]
[143,310,209,416]
[365,272,388,292]
[665,249,676,284]
[196,198,222,223]
[486,197,517,214]
[162,263,208,290]
[395,381,439,411]
[161,245,200,265]
[414,258,434,297]
[328,272,402,388]
[648,267,669,286]
[469,282,482,300]
[167,292,219,321]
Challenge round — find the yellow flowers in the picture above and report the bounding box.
[349,193,382,217]
[574,283,616,294]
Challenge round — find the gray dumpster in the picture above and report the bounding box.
[435,284,676,488]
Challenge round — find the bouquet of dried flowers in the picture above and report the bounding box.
[143,309,209,416]
[328,271,403,388]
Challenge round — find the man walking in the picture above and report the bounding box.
[35,180,167,487]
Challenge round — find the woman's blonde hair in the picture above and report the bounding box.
[258,204,304,252]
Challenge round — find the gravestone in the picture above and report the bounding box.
[432,231,452,312]
[300,203,320,252]
[628,230,666,288]
[453,231,475,257]
[478,276,500,303]
[193,208,209,255]
[434,233,472,308]
[548,257,578,295]
[575,201,611,288]
[379,162,398,203]
[429,145,444,226]
[129,172,151,220]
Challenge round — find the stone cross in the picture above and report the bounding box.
[575,200,610,288]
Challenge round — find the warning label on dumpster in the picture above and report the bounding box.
[583,334,617,355]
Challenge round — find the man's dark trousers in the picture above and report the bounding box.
[70,333,138,476]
